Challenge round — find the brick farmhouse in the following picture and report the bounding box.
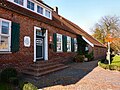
[0,0,106,71]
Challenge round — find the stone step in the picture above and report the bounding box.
[31,62,58,68]
[22,65,68,77]
[26,64,65,72]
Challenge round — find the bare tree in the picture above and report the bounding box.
[92,15,120,52]
[92,15,120,44]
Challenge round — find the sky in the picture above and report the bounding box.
[44,0,120,34]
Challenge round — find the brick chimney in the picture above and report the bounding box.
[54,6,58,14]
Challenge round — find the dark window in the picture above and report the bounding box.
[45,10,50,18]
[2,21,9,34]
[27,0,34,11]
[14,0,24,5]
[37,5,43,14]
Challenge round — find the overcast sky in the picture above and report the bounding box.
[44,0,120,34]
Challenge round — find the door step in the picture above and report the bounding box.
[22,61,68,78]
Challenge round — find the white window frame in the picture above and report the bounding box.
[67,36,71,52]
[74,38,77,52]
[0,18,11,52]
[57,34,63,52]
[7,0,52,20]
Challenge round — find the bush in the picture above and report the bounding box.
[19,81,28,90]
[98,60,120,71]
[85,51,94,61]
[0,68,17,83]
[23,83,38,90]
[74,55,84,62]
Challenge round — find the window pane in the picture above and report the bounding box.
[37,5,43,14]
[74,38,77,52]
[45,10,50,18]
[67,37,71,51]
[36,29,42,36]
[2,21,9,34]
[0,36,9,50]
[27,0,34,11]
[14,0,24,5]
[57,34,62,51]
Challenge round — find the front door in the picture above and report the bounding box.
[36,29,44,60]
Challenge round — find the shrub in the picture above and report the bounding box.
[74,55,84,62]
[0,68,17,83]
[98,60,120,71]
[19,81,28,90]
[85,51,94,61]
[98,61,110,69]
[23,83,38,90]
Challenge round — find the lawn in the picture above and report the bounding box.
[98,55,120,71]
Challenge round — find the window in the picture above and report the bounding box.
[45,9,50,18]
[74,38,77,52]
[0,19,11,51]
[14,0,24,5]
[57,34,62,52]
[85,46,89,51]
[37,5,43,15]
[8,0,52,19]
[67,36,71,52]
[27,0,34,11]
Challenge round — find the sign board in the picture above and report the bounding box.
[24,36,30,47]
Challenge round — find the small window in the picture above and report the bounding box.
[57,34,62,52]
[37,5,43,15]
[45,10,50,18]
[14,0,24,5]
[0,18,11,51]
[27,0,34,11]
[85,46,89,51]
[67,36,71,52]
[74,38,77,52]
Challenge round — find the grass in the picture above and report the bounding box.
[0,82,12,90]
[98,55,120,71]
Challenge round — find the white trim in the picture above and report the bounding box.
[44,30,48,60]
[82,36,94,47]
[7,0,52,19]
[34,26,48,62]
[34,26,36,62]
[0,52,12,54]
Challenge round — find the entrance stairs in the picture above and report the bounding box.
[22,61,68,78]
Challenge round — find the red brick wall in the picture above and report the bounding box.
[93,46,107,60]
[0,7,77,70]
[87,44,107,60]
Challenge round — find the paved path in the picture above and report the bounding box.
[24,60,120,90]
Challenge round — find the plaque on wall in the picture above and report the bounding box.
[24,36,30,47]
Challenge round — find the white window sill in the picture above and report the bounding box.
[67,51,71,52]
[0,52,12,54]
[57,51,63,53]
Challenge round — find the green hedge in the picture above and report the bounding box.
[98,61,120,71]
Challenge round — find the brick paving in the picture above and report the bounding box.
[42,61,120,90]
[23,60,120,90]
